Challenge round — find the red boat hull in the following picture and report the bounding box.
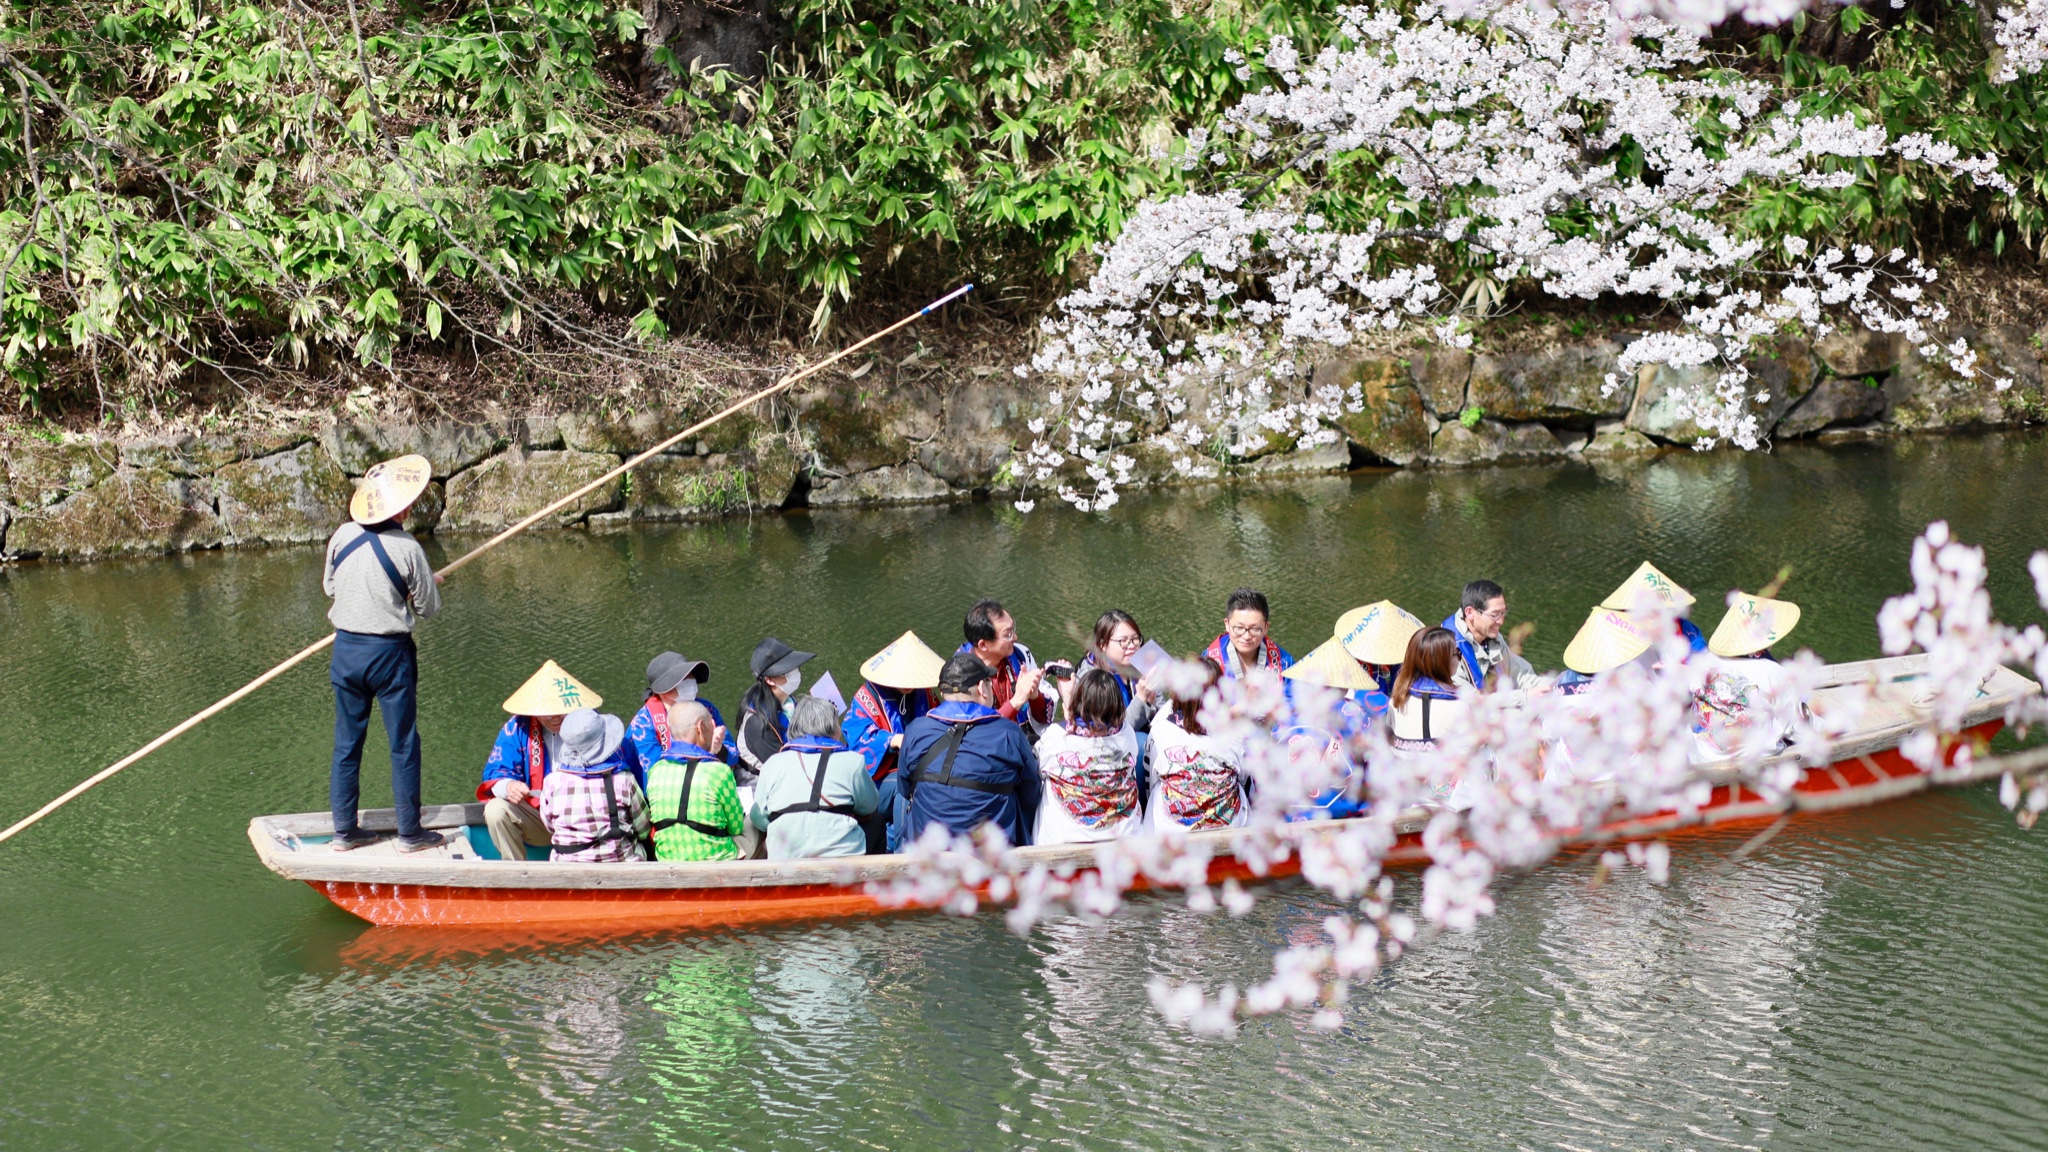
[300,719,2004,931]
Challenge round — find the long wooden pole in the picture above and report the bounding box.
[0,285,974,846]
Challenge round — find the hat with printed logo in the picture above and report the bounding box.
[1334,600,1426,665]
[1708,592,1801,658]
[861,630,947,690]
[1562,608,1662,675]
[502,660,603,715]
[1285,637,1379,691]
[1598,561,1696,611]
[349,454,432,526]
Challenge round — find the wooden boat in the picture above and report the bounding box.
[250,654,2036,931]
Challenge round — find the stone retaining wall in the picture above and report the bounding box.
[4,325,2043,562]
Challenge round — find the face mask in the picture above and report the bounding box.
[782,669,802,694]
[672,680,699,703]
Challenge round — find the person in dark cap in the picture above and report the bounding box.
[736,637,816,783]
[627,650,736,776]
[896,652,1041,847]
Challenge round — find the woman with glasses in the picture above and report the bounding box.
[1077,609,1158,733]
[1201,587,1296,680]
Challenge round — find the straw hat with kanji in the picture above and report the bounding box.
[1599,561,1695,611]
[1335,600,1425,665]
[1709,592,1801,658]
[860,630,946,690]
[1562,607,1663,675]
[349,453,432,525]
[503,660,603,715]
[1284,637,1378,691]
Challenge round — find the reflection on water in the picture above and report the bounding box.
[5,435,2048,1148]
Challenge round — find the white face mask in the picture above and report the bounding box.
[781,669,803,694]
[672,680,699,703]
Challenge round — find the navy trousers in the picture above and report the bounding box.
[330,630,423,838]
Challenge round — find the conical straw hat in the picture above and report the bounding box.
[1562,608,1662,675]
[1334,600,1425,665]
[1598,561,1696,611]
[1709,592,1801,657]
[1284,637,1378,691]
[860,630,946,690]
[349,453,432,525]
[502,660,603,715]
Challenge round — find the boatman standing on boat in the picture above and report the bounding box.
[323,454,444,853]
[478,660,604,862]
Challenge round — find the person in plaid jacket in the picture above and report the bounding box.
[537,709,651,863]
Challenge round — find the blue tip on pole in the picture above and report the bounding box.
[921,283,974,314]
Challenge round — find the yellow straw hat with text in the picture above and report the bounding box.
[860,630,947,690]
[1562,608,1662,675]
[1284,637,1378,691]
[502,660,603,715]
[349,453,432,525]
[1334,600,1426,665]
[1709,592,1801,658]
[1598,560,1696,611]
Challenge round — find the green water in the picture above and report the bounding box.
[5,434,2048,1149]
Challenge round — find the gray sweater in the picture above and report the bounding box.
[323,522,442,635]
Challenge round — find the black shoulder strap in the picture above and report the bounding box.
[1420,695,1434,743]
[331,528,410,601]
[650,758,737,838]
[551,772,641,854]
[768,751,862,822]
[907,724,1014,797]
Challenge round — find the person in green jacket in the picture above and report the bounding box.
[645,700,748,862]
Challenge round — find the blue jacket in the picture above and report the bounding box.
[1678,617,1707,654]
[843,682,932,780]
[624,696,733,777]
[1441,611,1486,688]
[898,701,1041,846]
[479,716,557,801]
[1277,723,1368,820]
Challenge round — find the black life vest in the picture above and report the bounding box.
[904,725,1017,798]
[650,758,737,839]
[550,772,646,856]
[767,750,862,821]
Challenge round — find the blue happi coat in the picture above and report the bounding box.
[897,700,1041,846]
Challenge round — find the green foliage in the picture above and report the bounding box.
[1458,404,1485,429]
[1747,6,2048,258]
[1,0,2040,419]
[0,0,1331,412]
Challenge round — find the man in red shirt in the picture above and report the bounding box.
[956,599,1058,733]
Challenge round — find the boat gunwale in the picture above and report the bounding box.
[247,654,2035,891]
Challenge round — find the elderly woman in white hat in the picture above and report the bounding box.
[539,708,652,863]
[1694,593,1804,760]
[323,453,444,853]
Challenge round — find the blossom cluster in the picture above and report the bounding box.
[1019,1,2016,507]
[879,523,2048,1034]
